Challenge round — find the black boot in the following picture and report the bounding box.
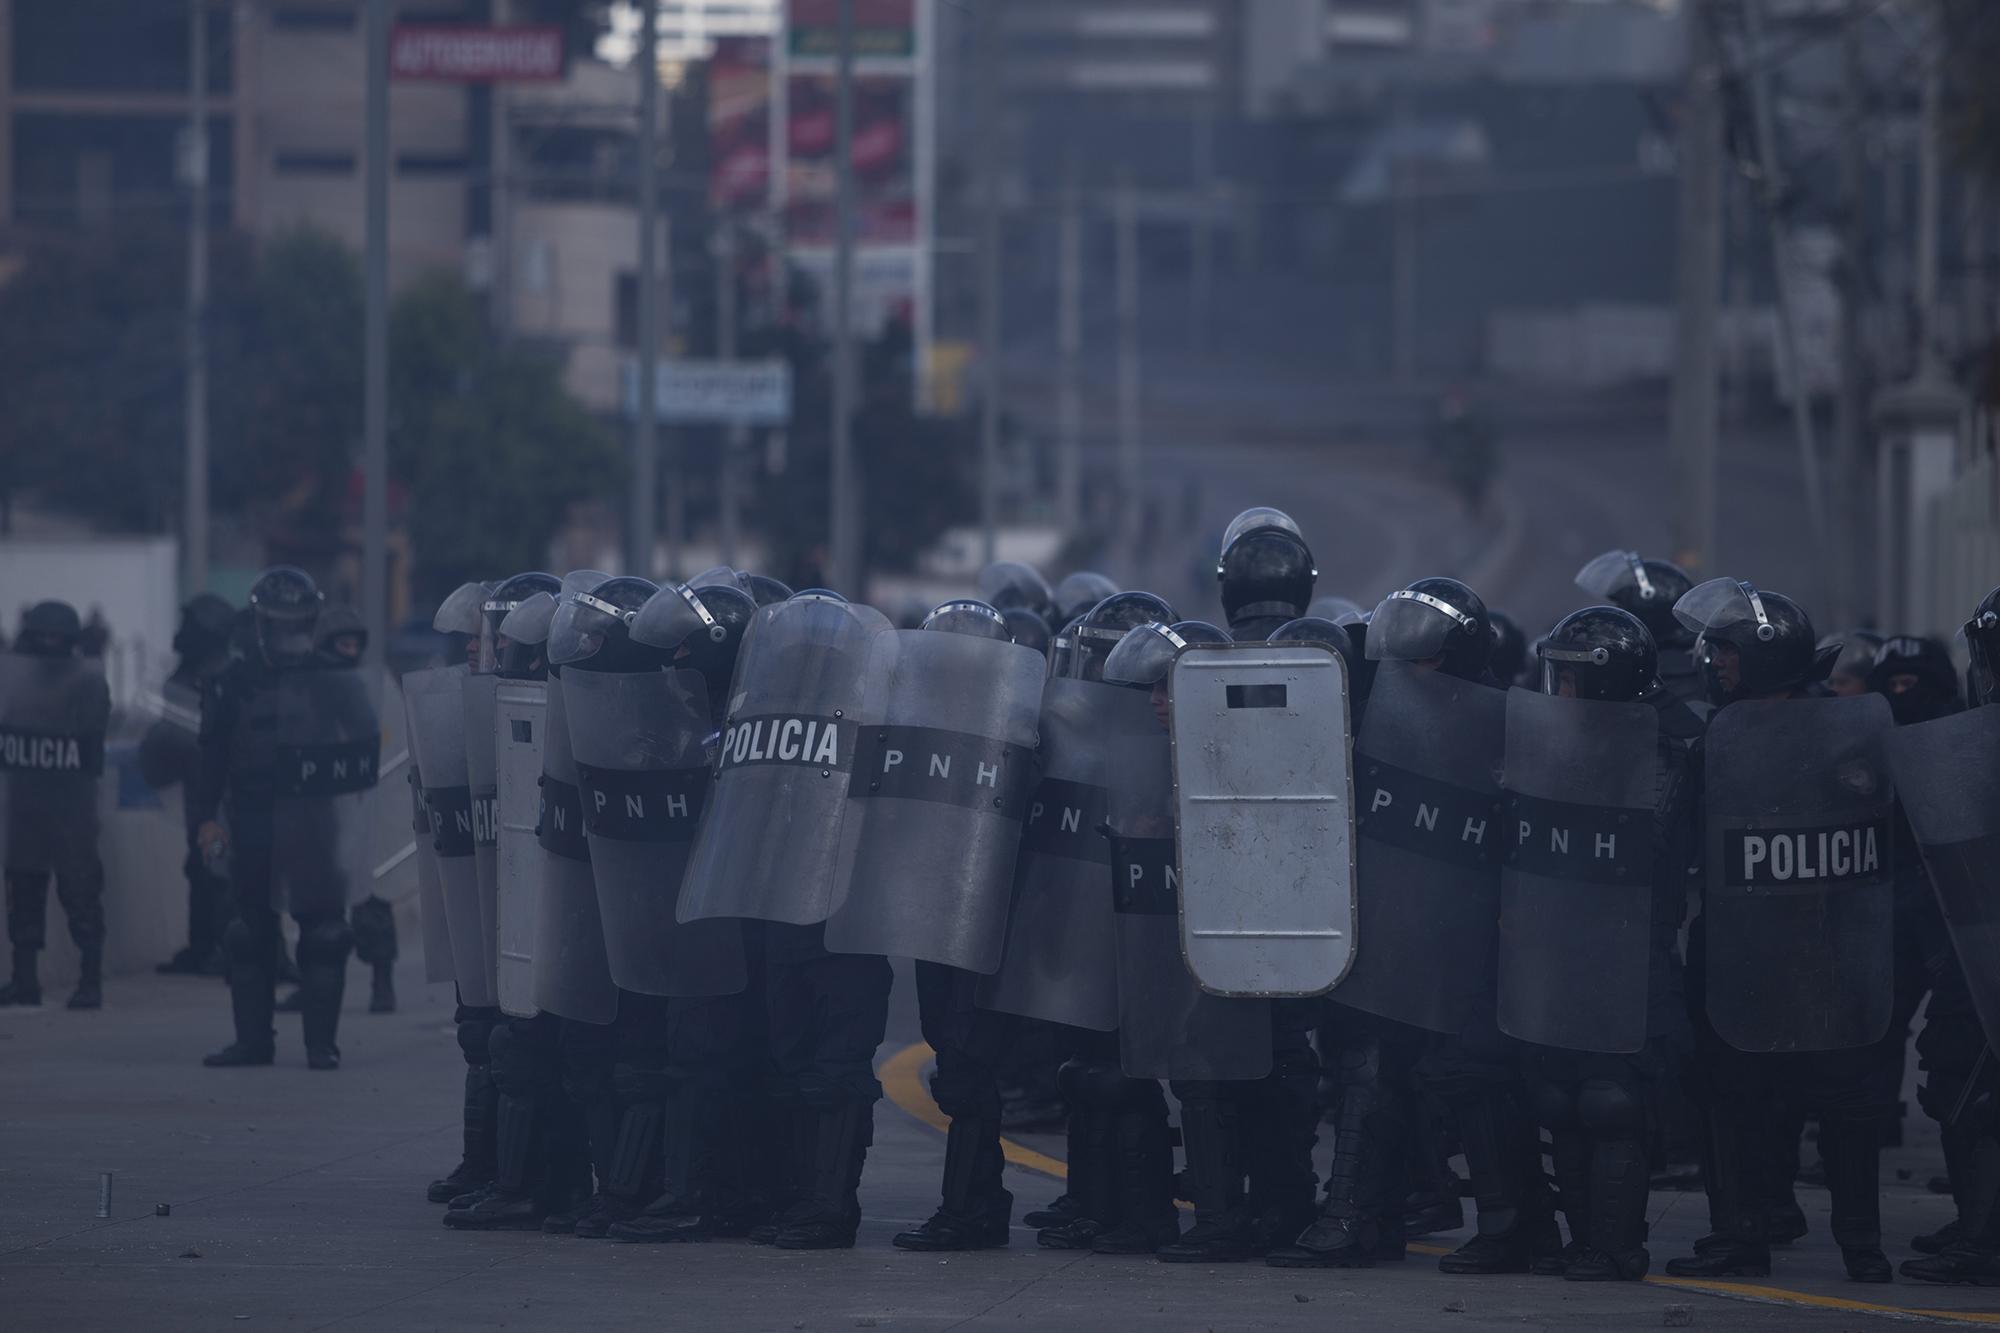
[430,1066,498,1203]
[569,1102,638,1238]
[1821,1119,1891,1283]
[369,961,395,1014]
[1157,1098,1253,1262]
[1666,1101,1771,1277]
[1438,1091,1558,1275]
[67,943,102,1010]
[1039,1104,1118,1250]
[1269,1059,1401,1269]
[749,1099,810,1244]
[612,1080,716,1243]
[445,1093,547,1230]
[0,946,42,1007]
[1565,1134,1651,1282]
[895,1117,1011,1250]
[1533,1129,1593,1276]
[1404,1093,1467,1236]
[774,1101,873,1250]
[1903,1241,2000,1285]
[1091,1106,1181,1255]
[297,921,349,1070]
[204,929,275,1067]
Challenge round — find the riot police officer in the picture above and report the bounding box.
[1514,608,1696,1280]
[1666,580,1894,1283]
[1574,551,1701,708]
[0,601,113,1009]
[1216,508,1316,642]
[312,605,399,1015]
[198,567,379,1069]
[149,593,237,977]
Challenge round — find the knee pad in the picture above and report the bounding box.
[1576,1078,1644,1135]
[297,916,354,969]
[350,895,397,966]
[1060,1058,1133,1110]
[457,1015,496,1068]
[489,1020,559,1095]
[928,1065,1002,1123]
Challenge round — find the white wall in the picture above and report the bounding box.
[0,537,179,709]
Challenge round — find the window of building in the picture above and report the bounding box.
[397,153,471,177]
[274,150,358,175]
[270,7,357,32]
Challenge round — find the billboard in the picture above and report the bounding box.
[389,25,565,82]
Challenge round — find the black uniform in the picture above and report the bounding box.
[147,595,236,976]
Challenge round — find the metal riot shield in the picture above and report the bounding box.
[976,678,1158,1031]
[1332,661,1506,1035]
[1887,705,2000,1051]
[404,664,493,1006]
[677,597,894,926]
[532,675,619,1023]
[267,668,381,918]
[493,677,546,1018]
[1108,729,1273,1080]
[1705,695,1895,1053]
[1168,643,1354,997]
[563,667,745,997]
[0,653,110,877]
[1496,689,1660,1053]
[462,671,502,1001]
[823,631,1045,972]
[408,763,454,984]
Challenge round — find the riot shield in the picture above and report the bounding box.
[1887,705,2000,1051]
[563,667,745,997]
[408,765,454,984]
[1496,688,1660,1053]
[404,664,493,1006]
[823,631,1045,972]
[1169,643,1354,997]
[1332,661,1506,1035]
[1705,695,1895,1053]
[677,597,893,926]
[1109,730,1273,1080]
[462,671,502,1001]
[532,676,619,1024]
[0,653,109,882]
[268,669,381,918]
[976,678,1157,1031]
[493,677,546,1018]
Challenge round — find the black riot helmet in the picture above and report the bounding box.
[1048,615,1084,678]
[1053,571,1119,626]
[1307,595,1367,627]
[1575,549,1695,649]
[315,603,366,669]
[977,562,1055,620]
[792,588,848,604]
[1963,586,2000,709]
[478,572,562,673]
[688,565,794,608]
[1069,592,1176,683]
[1673,578,1834,706]
[922,598,1011,640]
[1103,620,1230,688]
[1268,616,1357,676]
[1217,508,1316,626]
[1867,635,1961,726]
[1487,609,1529,687]
[15,600,83,657]
[1822,629,1885,698]
[631,581,756,703]
[548,576,661,672]
[1538,606,1657,703]
[495,592,558,680]
[1366,577,1491,680]
[174,593,235,660]
[249,565,323,667]
[1001,607,1051,656]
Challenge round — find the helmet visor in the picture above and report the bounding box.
[1672,577,1773,640]
[1365,590,1473,662]
[1220,507,1302,555]
[977,562,1051,612]
[1573,550,1653,603]
[1307,596,1366,626]
[1102,622,1182,687]
[688,565,740,592]
[548,591,628,666]
[631,583,722,653]
[432,581,489,635]
[498,591,558,648]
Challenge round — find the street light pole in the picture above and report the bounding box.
[182,0,210,598]
[829,0,859,594]
[630,0,660,578]
[362,0,390,679]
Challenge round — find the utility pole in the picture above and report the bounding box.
[1832,0,1867,621]
[1915,11,1942,375]
[1670,0,1721,573]
[717,224,741,569]
[975,0,1000,566]
[490,0,512,337]
[1056,177,1082,536]
[829,0,859,595]
[630,0,660,578]
[362,0,390,681]
[1191,96,1214,349]
[1742,0,1832,595]
[1390,156,1417,385]
[182,0,210,598]
[1116,172,1141,572]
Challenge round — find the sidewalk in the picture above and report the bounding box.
[4,960,1997,1330]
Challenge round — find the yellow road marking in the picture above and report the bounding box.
[880,1041,2000,1325]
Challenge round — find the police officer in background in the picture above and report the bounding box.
[149,594,237,977]
[196,567,377,1070]
[1574,551,1701,709]
[0,601,113,1009]
[317,606,399,1016]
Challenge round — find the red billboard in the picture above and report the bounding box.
[389,25,565,83]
